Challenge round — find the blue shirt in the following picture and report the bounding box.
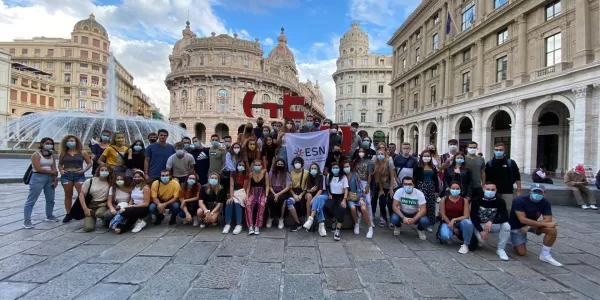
[144,143,175,178]
[509,194,552,229]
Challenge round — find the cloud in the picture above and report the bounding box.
[262,37,274,46]
[214,0,300,14]
[296,59,337,119]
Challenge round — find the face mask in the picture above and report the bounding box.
[422,157,431,163]
[343,167,351,173]
[116,180,125,186]
[467,148,477,155]
[43,145,54,151]
[248,145,256,151]
[233,148,240,154]
[362,141,370,147]
[237,166,245,172]
[330,129,338,134]
[276,165,284,169]
[252,166,261,172]
[211,141,219,147]
[449,145,457,151]
[358,152,365,158]
[295,122,301,128]
[182,143,190,149]
[484,191,496,199]
[314,122,320,128]
[161,177,170,183]
[286,124,293,129]
[186,179,196,185]
[403,186,413,193]
[351,127,358,133]
[310,169,318,176]
[224,142,231,148]
[273,126,279,131]
[455,159,465,164]
[133,179,143,185]
[193,142,201,148]
[450,189,461,196]
[494,151,504,157]
[402,150,410,155]
[331,168,340,174]
[531,193,544,202]
[377,154,385,161]
[133,145,142,151]
[263,131,270,136]
[176,150,185,156]
[209,178,218,185]
[99,171,109,178]
[149,138,157,144]
[306,121,313,127]
[66,141,76,148]
[294,163,302,170]
[333,150,340,155]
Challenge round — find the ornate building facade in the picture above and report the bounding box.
[166,22,326,142]
[388,0,600,175]
[0,50,9,124]
[333,23,393,144]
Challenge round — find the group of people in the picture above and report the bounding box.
[23,116,577,267]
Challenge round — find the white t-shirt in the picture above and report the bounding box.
[109,188,130,204]
[393,188,426,215]
[328,175,349,195]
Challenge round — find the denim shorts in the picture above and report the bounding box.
[60,171,86,184]
[510,227,537,246]
[347,200,362,207]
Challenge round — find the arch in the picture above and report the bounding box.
[396,127,405,144]
[424,121,438,147]
[527,94,575,123]
[194,123,206,143]
[215,123,229,139]
[181,90,188,99]
[538,111,560,126]
[21,112,35,116]
[358,130,368,139]
[482,105,515,128]
[179,123,187,130]
[262,94,271,103]
[196,88,206,100]
[217,89,229,98]
[452,113,475,136]
[408,123,419,153]
[83,25,89,30]
[93,28,99,34]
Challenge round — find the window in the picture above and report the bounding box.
[73,36,78,43]
[463,48,472,61]
[379,59,384,65]
[360,112,366,122]
[347,85,352,94]
[47,63,53,69]
[221,56,226,65]
[377,100,383,106]
[64,74,71,83]
[461,1,475,31]
[378,85,384,94]
[65,49,72,57]
[341,60,344,67]
[80,63,88,69]
[415,48,420,62]
[103,42,108,51]
[433,13,439,25]
[402,59,406,69]
[9,48,15,54]
[11,78,16,84]
[79,88,87,96]
[497,29,508,45]
[414,77,419,86]
[34,49,40,56]
[92,65,100,72]
[363,59,368,66]
[361,85,367,94]
[432,34,439,50]
[377,113,383,123]
[413,94,419,109]
[545,33,561,66]
[416,30,421,40]
[400,84,405,93]
[400,99,405,112]
[33,62,40,69]
[103,56,107,63]
[494,0,508,8]
[81,36,89,44]
[546,1,561,21]
[431,66,437,77]
[496,56,507,82]
[79,100,86,109]
[63,99,70,108]
[217,89,229,98]
[22,48,28,55]
[243,59,249,68]
[402,44,407,52]
[345,106,353,122]
[47,49,54,57]
[339,86,343,95]
[92,102,98,110]
[93,39,100,47]
[462,72,471,93]
[430,86,437,103]
[79,75,88,84]
[80,50,88,58]
[200,56,204,65]
[350,59,354,66]
[92,53,100,61]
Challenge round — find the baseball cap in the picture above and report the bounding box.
[530,184,545,192]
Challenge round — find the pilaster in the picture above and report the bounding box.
[444,56,453,101]
[471,108,482,146]
[436,116,444,153]
[475,39,485,95]
[439,60,446,104]
[572,86,592,165]
[511,100,526,168]
[574,0,593,66]
[514,14,529,84]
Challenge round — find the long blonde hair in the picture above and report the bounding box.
[373,149,391,185]
[205,172,222,195]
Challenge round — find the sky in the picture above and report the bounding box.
[0,0,421,118]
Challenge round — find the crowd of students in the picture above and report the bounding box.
[22,116,568,267]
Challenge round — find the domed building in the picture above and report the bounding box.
[332,23,393,145]
[166,23,325,142]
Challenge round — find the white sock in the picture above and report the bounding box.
[541,245,551,257]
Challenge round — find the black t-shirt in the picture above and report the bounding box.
[190,148,210,184]
[261,145,277,171]
[325,154,346,171]
[200,185,226,204]
[470,197,508,232]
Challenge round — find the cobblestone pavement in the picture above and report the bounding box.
[0,183,599,300]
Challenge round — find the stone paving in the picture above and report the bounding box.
[0,183,599,300]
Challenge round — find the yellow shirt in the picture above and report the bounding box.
[290,169,309,189]
[102,145,129,166]
[151,179,181,203]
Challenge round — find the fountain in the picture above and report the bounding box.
[0,54,188,149]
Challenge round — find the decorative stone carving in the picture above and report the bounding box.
[572,86,591,98]
[511,99,523,109]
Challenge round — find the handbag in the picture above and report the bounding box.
[23,164,33,185]
[233,189,247,207]
[347,173,361,201]
[70,178,93,220]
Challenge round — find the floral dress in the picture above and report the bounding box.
[417,169,437,225]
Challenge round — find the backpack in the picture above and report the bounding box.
[486,158,515,184]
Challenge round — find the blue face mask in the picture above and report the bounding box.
[403,186,414,193]
[362,141,370,147]
[343,167,351,173]
[211,141,219,147]
[193,142,201,148]
[101,136,110,142]
[377,154,385,161]
[253,166,262,172]
[133,145,142,151]
[331,168,340,175]
[295,122,301,128]
[184,144,190,149]
[161,177,170,183]
[237,166,245,172]
[208,178,218,185]
[531,193,544,202]
[187,179,196,185]
[484,190,496,199]
[306,121,313,127]
[43,145,53,151]
[314,122,320,128]
[449,145,458,151]
[450,189,461,196]
[66,141,76,148]
[455,159,465,164]
[99,171,109,178]
[310,169,318,176]
[494,151,504,157]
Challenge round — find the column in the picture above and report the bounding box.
[442,115,450,152]
[481,126,491,159]
[440,3,447,46]
[471,108,482,145]
[524,121,539,174]
[515,14,529,84]
[476,0,486,23]
[567,118,574,169]
[596,84,600,168]
[572,86,592,164]
[407,35,413,67]
[444,56,453,101]
[391,88,396,117]
[436,116,444,153]
[475,39,484,95]
[420,70,426,109]
[422,22,428,56]
[439,60,446,104]
[574,0,592,66]
[511,100,526,168]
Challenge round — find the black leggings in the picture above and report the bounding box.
[372,187,391,221]
[118,207,149,231]
[325,194,346,223]
[267,192,288,219]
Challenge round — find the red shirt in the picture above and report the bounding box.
[444,196,464,219]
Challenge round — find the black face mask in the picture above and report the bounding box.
[333,150,340,155]
[276,165,284,170]
[245,128,252,133]
[149,139,157,143]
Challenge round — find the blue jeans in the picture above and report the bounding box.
[149,202,181,220]
[390,211,429,231]
[24,173,56,222]
[311,193,328,222]
[225,202,242,225]
[440,219,474,244]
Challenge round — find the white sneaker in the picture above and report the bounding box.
[199,223,206,229]
[132,220,146,233]
[458,244,469,254]
[233,225,243,235]
[589,205,598,210]
[354,223,360,235]
[222,224,231,234]
[303,217,314,230]
[393,227,401,236]
[497,249,509,261]
[366,227,373,239]
[266,218,273,228]
[192,216,200,227]
[318,223,327,237]
[581,205,591,210]
[371,220,375,228]
[254,226,260,235]
[426,227,433,233]
[278,219,284,229]
[248,227,255,235]
[418,230,427,240]
[539,254,563,267]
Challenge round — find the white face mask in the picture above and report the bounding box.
[233,148,240,154]
[358,152,365,158]
[467,148,477,155]
[294,163,302,169]
[286,124,293,129]
[422,157,431,163]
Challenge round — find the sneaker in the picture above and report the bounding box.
[23,220,34,229]
[371,220,375,228]
[426,227,433,233]
[278,219,284,230]
[318,223,327,237]
[334,228,341,241]
[254,226,260,235]
[62,214,73,223]
[418,230,427,241]
[193,216,200,227]
[168,216,177,225]
[354,223,360,235]
[497,249,509,261]
[222,224,231,234]
[233,225,243,235]
[45,215,59,222]
[266,218,273,228]
[539,254,563,267]
[366,227,373,239]
[589,205,598,210]
[199,223,206,229]
[393,227,401,236]
[248,227,255,235]
[303,217,314,230]
[153,214,164,225]
[131,220,146,233]
[290,223,302,232]
[379,218,386,227]
[458,244,469,254]
[581,205,591,210]
[388,223,395,230]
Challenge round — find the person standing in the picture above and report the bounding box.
[326,162,349,241]
[353,147,374,227]
[91,130,111,175]
[207,134,227,176]
[147,132,158,144]
[465,141,486,201]
[299,115,317,133]
[246,160,269,235]
[166,142,195,183]
[99,132,129,175]
[414,150,440,230]
[287,157,309,232]
[275,119,296,164]
[58,135,92,223]
[253,117,265,140]
[328,124,342,153]
[485,143,522,209]
[564,165,597,210]
[224,161,248,234]
[349,122,362,153]
[125,140,146,174]
[344,161,373,238]
[303,163,328,236]
[393,142,419,186]
[373,149,396,228]
[189,137,210,185]
[144,129,175,183]
[23,138,59,228]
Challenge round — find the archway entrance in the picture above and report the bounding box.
[535,101,570,173]
[490,111,512,158]
[358,130,368,139]
[194,123,206,143]
[409,126,419,153]
[425,123,437,148]
[179,123,187,130]
[396,128,404,145]
[457,118,472,153]
[215,123,229,139]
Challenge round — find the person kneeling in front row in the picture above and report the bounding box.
[471,182,511,261]
[391,176,430,240]
[439,182,475,254]
[509,184,562,267]
[149,170,181,225]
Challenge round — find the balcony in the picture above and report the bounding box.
[532,62,572,80]
[488,80,513,92]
